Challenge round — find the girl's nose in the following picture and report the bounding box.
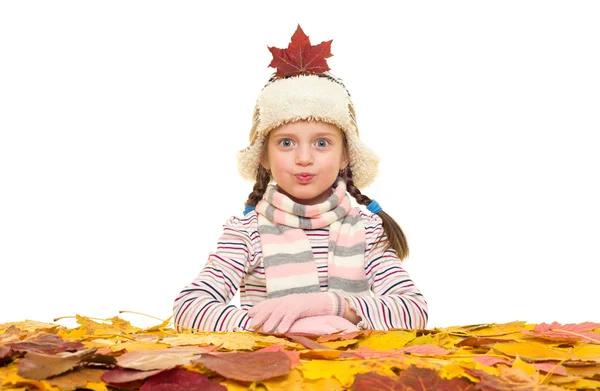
[295,145,313,166]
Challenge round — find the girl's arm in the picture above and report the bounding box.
[341,212,429,330]
[172,215,256,332]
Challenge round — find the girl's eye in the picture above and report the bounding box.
[316,139,329,147]
[279,139,293,147]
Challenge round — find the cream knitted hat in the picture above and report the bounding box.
[236,25,379,189]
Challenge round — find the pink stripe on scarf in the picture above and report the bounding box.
[304,203,322,216]
[329,263,367,280]
[260,230,307,245]
[265,262,318,278]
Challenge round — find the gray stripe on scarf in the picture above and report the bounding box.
[339,213,363,226]
[297,216,313,229]
[333,205,347,220]
[259,224,296,235]
[328,193,339,210]
[267,284,321,299]
[263,250,314,267]
[292,202,306,217]
[264,204,276,221]
[329,277,370,293]
[266,187,275,203]
[327,241,365,257]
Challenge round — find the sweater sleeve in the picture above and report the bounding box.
[341,211,429,330]
[172,214,257,332]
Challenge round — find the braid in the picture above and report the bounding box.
[244,165,271,209]
[344,169,410,261]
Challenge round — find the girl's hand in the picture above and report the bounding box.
[287,315,359,335]
[248,292,343,334]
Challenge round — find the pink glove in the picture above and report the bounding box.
[248,292,347,334]
[288,315,359,335]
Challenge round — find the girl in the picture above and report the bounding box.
[173,25,428,335]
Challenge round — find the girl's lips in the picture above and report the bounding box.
[295,174,315,183]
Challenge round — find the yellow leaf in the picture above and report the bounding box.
[109,341,170,352]
[85,382,108,391]
[298,359,398,388]
[0,320,58,334]
[571,343,600,360]
[404,333,441,346]
[2,372,47,390]
[259,369,304,391]
[565,378,600,389]
[142,316,173,332]
[220,378,251,390]
[162,332,298,351]
[469,321,528,336]
[320,339,358,349]
[493,341,571,361]
[512,353,536,375]
[357,330,416,351]
[302,377,344,391]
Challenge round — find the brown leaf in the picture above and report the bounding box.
[351,366,476,391]
[465,366,566,391]
[7,332,84,354]
[117,346,216,371]
[456,336,511,348]
[46,367,105,389]
[140,368,226,391]
[341,344,449,359]
[317,330,361,343]
[196,351,291,382]
[285,334,331,350]
[0,346,14,365]
[17,347,97,380]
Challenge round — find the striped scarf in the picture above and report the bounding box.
[255,177,370,299]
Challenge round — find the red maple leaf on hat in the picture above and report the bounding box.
[267,24,333,78]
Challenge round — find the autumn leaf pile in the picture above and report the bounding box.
[1,316,600,390]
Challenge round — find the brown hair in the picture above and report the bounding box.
[243,132,409,261]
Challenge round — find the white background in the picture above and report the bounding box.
[1,1,599,329]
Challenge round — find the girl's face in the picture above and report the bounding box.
[261,120,349,205]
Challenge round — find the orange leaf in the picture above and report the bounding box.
[195,351,291,382]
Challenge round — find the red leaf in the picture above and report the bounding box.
[223,345,301,369]
[350,372,405,391]
[195,351,291,382]
[140,368,226,391]
[533,362,568,376]
[522,322,600,344]
[101,368,165,389]
[267,24,333,78]
[351,366,475,391]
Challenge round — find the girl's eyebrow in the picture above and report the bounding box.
[273,132,339,138]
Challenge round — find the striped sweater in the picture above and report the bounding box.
[173,208,428,332]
